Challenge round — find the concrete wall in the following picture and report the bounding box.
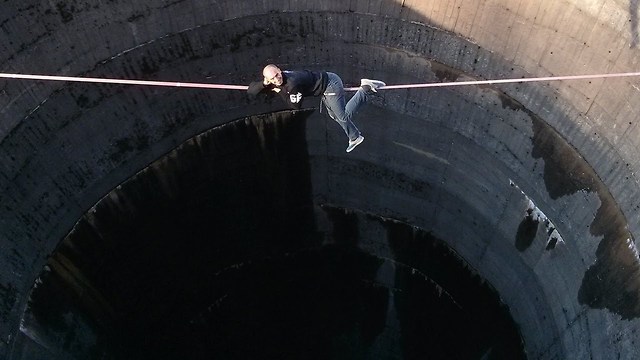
[2,0,640,358]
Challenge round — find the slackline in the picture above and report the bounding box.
[2,71,640,91]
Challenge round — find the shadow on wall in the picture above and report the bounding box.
[632,0,639,47]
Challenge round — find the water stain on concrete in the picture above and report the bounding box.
[530,118,596,198]
[496,90,640,319]
[515,209,539,252]
[579,190,640,320]
[430,62,462,83]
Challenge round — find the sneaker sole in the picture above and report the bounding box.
[361,79,386,92]
[346,136,365,152]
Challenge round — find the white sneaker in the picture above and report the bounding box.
[360,79,386,92]
[346,135,365,152]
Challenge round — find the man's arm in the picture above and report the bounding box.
[247,81,273,98]
[247,80,303,109]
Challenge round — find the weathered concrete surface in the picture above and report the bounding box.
[2,0,640,358]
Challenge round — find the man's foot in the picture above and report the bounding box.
[346,135,365,153]
[361,79,386,93]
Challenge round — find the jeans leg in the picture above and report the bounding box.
[323,72,362,141]
[344,87,368,123]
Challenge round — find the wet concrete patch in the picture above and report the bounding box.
[511,181,566,252]
[430,61,462,83]
[530,117,596,199]
[496,89,640,318]
[515,209,539,252]
[529,109,640,319]
[579,190,640,320]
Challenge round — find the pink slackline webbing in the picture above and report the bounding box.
[2,71,640,91]
[0,73,248,90]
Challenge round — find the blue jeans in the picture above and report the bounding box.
[322,72,368,141]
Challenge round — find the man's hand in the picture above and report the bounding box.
[261,79,280,92]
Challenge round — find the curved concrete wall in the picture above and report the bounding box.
[2,0,640,358]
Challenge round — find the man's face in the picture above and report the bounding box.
[263,67,283,86]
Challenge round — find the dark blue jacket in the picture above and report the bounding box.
[247,70,328,109]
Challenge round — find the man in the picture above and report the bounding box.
[247,64,385,152]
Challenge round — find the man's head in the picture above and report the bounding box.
[263,64,283,86]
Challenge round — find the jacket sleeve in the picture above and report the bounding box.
[247,81,303,109]
[247,81,268,98]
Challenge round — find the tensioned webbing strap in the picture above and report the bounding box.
[2,71,640,92]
